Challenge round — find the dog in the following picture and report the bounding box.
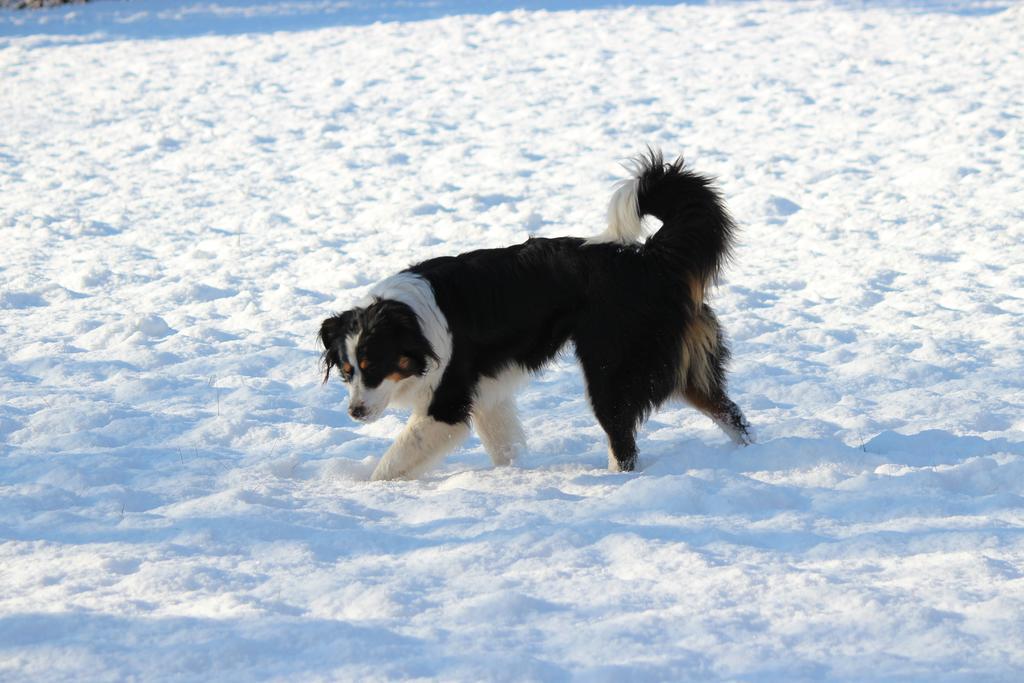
[319,150,752,480]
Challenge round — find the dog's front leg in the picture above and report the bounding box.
[473,399,527,467]
[371,414,470,481]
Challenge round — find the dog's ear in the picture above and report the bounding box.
[364,300,438,374]
[319,311,355,383]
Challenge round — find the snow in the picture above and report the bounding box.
[2,0,1023,679]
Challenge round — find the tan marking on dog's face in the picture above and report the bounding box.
[359,358,368,370]
[342,361,353,375]
[385,357,417,383]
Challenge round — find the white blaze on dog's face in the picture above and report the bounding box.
[319,298,436,423]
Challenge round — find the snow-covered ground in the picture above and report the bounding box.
[2,0,1023,680]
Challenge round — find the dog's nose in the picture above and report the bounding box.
[349,404,367,420]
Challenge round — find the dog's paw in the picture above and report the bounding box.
[370,462,397,481]
[607,448,638,472]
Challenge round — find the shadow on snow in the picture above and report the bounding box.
[0,0,1012,43]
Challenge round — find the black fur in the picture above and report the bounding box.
[319,311,353,384]
[638,149,736,285]
[320,301,435,387]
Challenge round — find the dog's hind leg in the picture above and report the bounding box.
[581,370,643,472]
[684,386,753,446]
[371,415,470,481]
[577,333,678,473]
[597,410,640,473]
[473,398,527,467]
[679,304,753,446]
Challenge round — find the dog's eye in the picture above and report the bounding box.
[341,361,354,381]
[359,358,370,370]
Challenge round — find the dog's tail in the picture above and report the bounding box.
[588,149,737,300]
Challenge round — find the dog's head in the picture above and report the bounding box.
[319,299,437,422]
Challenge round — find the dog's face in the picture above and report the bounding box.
[319,300,436,422]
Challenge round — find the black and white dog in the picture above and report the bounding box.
[319,151,751,480]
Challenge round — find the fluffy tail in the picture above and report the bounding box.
[588,149,737,296]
